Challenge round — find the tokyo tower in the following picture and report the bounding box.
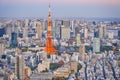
[44,4,57,55]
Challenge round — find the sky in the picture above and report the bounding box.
[0,0,120,18]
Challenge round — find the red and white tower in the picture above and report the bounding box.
[44,4,57,55]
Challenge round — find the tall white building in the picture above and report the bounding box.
[93,38,100,52]
[84,27,88,39]
[36,22,43,39]
[99,24,106,38]
[76,34,81,46]
[61,25,71,39]
[23,27,28,39]
[108,32,114,39]
[23,19,28,39]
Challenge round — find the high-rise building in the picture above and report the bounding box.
[23,27,28,39]
[99,24,106,38]
[0,43,4,57]
[75,27,80,36]
[93,38,100,53]
[79,44,85,60]
[0,28,5,37]
[44,4,57,54]
[15,55,25,80]
[5,24,12,36]
[10,32,18,48]
[108,32,114,39]
[76,34,81,46]
[61,25,71,40]
[55,20,61,39]
[94,29,99,38]
[71,20,74,32]
[62,20,70,27]
[84,27,88,39]
[23,19,28,39]
[52,21,56,38]
[36,22,43,39]
[70,61,78,74]
[118,30,120,39]
[70,20,75,38]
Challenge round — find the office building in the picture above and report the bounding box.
[10,32,18,48]
[94,29,99,38]
[15,55,25,80]
[93,38,100,52]
[75,27,80,36]
[0,43,4,57]
[52,21,56,38]
[70,61,78,74]
[108,32,114,39]
[84,27,88,39]
[118,30,120,39]
[61,25,71,39]
[53,65,70,78]
[76,34,81,46]
[79,44,85,60]
[37,60,50,72]
[36,22,43,39]
[5,24,12,36]
[99,24,106,38]
[62,20,70,27]
[0,28,5,37]
[23,27,28,39]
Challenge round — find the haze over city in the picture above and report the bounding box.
[0,0,120,80]
[0,0,120,18]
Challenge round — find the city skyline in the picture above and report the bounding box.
[0,0,120,18]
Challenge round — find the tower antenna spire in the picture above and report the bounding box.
[48,2,51,12]
[44,3,57,55]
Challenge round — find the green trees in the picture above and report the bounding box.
[77,63,82,71]
[50,63,59,71]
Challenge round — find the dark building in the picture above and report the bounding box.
[10,32,18,48]
[75,27,80,36]
[0,28,5,37]
[118,30,120,39]
[94,31,99,38]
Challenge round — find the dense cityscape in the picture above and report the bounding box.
[0,4,120,80]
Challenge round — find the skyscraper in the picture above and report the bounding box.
[15,55,25,80]
[23,19,28,39]
[52,20,56,38]
[99,24,106,38]
[61,25,71,40]
[93,38,100,53]
[5,24,12,36]
[62,20,70,27]
[76,34,81,46]
[44,4,57,55]
[0,28,5,37]
[23,27,28,39]
[118,30,120,40]
[10,32,18,48]
[36,22,42,39]
[79,44,85,60]
[0,43,4,57]
[94,29,99,38]
[84,27,88,39]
